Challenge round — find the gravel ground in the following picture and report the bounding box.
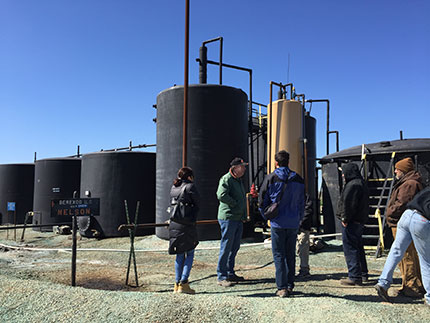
[1,227,429,322]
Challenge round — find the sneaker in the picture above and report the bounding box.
[227,274,245,282]
[375,284,391,303]
[297,271,311,278]
[178,282,195,294]
[217,279,234,287]
[362,276,369,284]
[276,289,289,298]
[287,287,293,296]
[340,278,362,286]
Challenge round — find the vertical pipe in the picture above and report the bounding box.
[400,130,403,140]
[249,70,254,183]
[304,139,309,193]
[326,101,330,155]
[199,45,207,84]
[268,82,273,174]
[182,0,190,167]
[77,145,80,157]
[219,37,223,84]
[71,190,78,287]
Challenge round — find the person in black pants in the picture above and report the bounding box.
[336,162,369,286]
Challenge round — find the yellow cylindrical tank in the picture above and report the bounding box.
[267,99,303,175]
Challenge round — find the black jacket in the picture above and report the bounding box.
[300,194,313,231]
[336,163,369,224]
[168,180,199,254]
[407,186,430,221]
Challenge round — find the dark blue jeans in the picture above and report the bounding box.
[217,220,243,280]
[271,227,298,290]
[342,222,368,282]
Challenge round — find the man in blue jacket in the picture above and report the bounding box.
[259,150,305,297]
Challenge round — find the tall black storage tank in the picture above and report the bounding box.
[78,151,156,238]
[32,158,81,231]
[156,84,248,240]
[305,114,318,226]
[0,164,34,224]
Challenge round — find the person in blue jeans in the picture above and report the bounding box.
[168,166,199,294]
[375,186,430,306]
[259,150,305,297]
[216,157,248,287]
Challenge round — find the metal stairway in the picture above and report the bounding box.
[361,152,396,257]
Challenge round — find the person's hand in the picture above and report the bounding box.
[342,221,348,227]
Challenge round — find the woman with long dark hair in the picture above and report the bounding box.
[168,166,199,294]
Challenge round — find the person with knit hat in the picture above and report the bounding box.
[385,157,424,298]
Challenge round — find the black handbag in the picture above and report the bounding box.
[168,185,194,225]
[263,180,288,220]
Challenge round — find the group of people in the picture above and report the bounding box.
[166,151,430,306]
[336,156,430,306]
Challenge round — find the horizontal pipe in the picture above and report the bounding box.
[118,219,219,231]
[205,59,252,73]
[0,223,72,231]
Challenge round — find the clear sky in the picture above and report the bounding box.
[1,0,429,165]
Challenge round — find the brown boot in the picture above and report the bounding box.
[178,282,195,294]
[173,282,179,293]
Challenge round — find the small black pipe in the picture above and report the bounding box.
[202,37,223,84]
[306,99,330,155]
[400,130,404,140]
[34,152,37,162]
[251,101,267,107]
[205,58,254,186]
[328,130,339,152]
[199,45,207,84]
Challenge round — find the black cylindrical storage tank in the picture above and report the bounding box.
[305,114,318,226]
[320,138,430,238]
[32,158,81,231]
[156,84,248,240]
[78,151,156,238]
[0,164,34,225]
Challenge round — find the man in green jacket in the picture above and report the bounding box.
[216,157,248,287]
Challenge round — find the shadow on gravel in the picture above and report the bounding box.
[297,272,346,282]
[291,291,423,304]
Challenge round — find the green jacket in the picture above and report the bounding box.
[216,171,247,221]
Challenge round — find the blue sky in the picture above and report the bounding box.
[1,0,429,165]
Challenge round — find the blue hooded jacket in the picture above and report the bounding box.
[258,167,305,229]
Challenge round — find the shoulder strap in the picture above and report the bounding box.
[276,180,288,202]
[172,184,187,203]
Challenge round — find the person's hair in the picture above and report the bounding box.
[173,166,194,187]
[275,150,290,167]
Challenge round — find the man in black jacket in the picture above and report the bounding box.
[336,162,369,286]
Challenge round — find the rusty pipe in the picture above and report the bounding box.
[182,0,190,167]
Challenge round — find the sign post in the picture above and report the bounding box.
[51,196,100,286]
[7,202,16,240]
